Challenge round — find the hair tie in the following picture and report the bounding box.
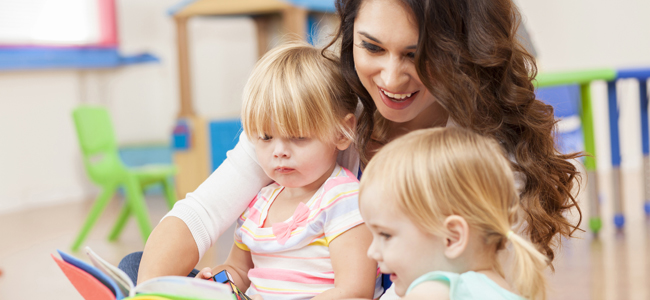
[506,231,514,240]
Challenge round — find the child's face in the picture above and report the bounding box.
[254,127,345,189]
[360,182,449,297]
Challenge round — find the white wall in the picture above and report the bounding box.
[517,0,650,172]
[1,1,649,214]
[517,0,650,71]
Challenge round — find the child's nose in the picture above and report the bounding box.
[367,240,382,262]
[273,141,290,158]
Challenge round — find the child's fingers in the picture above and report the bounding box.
[195,267,213,279]
[251,295,264,300]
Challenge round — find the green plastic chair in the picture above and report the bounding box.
[71,105,177,251]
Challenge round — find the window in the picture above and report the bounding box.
[0,0,116,47]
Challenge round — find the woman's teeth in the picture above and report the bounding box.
[381,89,413,100]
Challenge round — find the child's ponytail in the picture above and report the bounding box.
[506,230,548,300]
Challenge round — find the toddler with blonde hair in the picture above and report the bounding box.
[359,127,548,300]
[195,42,383,300]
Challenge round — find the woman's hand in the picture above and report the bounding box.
[195,267,214,280]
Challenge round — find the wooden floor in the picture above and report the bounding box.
[0,169,648,300]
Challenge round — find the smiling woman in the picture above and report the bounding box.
[351,0,445,131]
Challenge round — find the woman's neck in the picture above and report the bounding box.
[386,101,449,141]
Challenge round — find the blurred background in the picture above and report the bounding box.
[0,0,649,299]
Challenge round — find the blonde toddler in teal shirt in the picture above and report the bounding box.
[358,127,548,300]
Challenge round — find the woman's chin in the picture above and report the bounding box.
[375,105,417,124]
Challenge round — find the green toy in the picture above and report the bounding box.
[71,105,177,251]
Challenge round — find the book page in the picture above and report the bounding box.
[135,276,236,300]
[85,247,135,297]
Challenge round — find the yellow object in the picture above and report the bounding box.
[173,0,290,18]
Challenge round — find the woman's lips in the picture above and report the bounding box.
[378,87,418,110]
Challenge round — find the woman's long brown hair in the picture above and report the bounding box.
[326,0,583,264]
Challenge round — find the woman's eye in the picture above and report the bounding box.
[406,52,415,59]
[361,41,383,53]
[260,134,272,141]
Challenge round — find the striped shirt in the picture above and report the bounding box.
[234,165,383,300]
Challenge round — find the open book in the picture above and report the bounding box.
[53,247,236,300]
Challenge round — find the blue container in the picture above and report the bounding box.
[172,120,191,150]
[209,119,243,171]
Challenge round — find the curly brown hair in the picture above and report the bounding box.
[326,0,583,264]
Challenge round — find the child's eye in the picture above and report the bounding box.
[361,41,383,53]
[260,134,272,141]
[379,232,392,240]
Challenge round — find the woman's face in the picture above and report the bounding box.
[353,0,443,127]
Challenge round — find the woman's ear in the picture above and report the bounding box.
[335,113,356,151]
[442,215,469,259]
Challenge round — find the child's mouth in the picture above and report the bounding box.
[275,167,295,174]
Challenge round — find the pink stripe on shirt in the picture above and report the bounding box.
[249,268,335,285]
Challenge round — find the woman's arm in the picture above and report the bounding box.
[138,216,198,283]
[313,225,378,300]
[137,133,271,283]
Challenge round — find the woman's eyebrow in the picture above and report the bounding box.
[358,31,382,44]
[358,31,417,50]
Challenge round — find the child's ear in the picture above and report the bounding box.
[442,215,469,259]
[335,113,356,151]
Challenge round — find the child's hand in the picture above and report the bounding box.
[195,267,214,280]
[251,295,264,300]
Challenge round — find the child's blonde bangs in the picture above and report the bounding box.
[243,79,338,141]
[242,42,354,142]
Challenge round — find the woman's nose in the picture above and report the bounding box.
[381,56,408,91]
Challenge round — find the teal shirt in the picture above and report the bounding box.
[406,271,525,300]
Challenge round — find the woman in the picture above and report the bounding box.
[122,0,581,297]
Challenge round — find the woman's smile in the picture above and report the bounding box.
[378,86,419,110]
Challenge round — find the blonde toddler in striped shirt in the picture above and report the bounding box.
[195,42,383,300]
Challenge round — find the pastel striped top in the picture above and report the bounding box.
[234,165,384,300]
